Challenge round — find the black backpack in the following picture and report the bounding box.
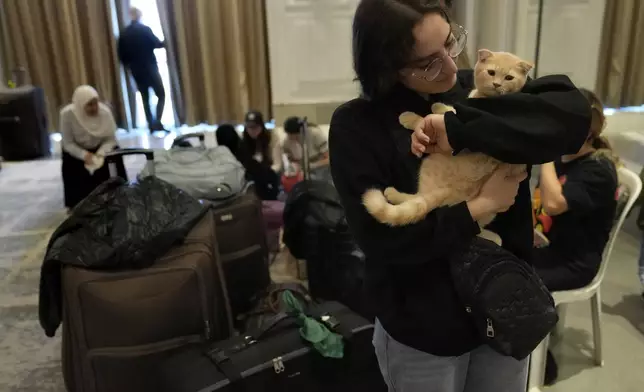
[450,237,558,360]
[283,180,373,319]
[283,180,345,259]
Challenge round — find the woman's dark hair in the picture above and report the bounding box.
[242,114,272,167]
[353,0,449,99]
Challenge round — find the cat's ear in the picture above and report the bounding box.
[478,49,494,62]
[517,61,534,74]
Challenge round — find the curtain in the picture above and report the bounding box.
[0,0,126,130]
[595,0,644,108]
[113,0,138,129]
[156,0,271,125]
[0,9,8,83]
[156,0,184,126]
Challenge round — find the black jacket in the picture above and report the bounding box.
[118,21,164,78]
[39,177,208,337]
[328,70,590,356]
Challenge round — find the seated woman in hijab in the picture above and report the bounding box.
[216,123,280,200]
[60,85,126,210]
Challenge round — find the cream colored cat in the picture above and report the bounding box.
[363,49,533,245]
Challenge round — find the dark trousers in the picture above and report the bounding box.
[532,247,596,292]
[62,147,127,209]
[133,68,166,130]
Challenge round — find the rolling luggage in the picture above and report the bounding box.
[209,185,272,321]
[262,200,284,255]
[158,301,386,392]
[139,133,246,200]
[167,134,272,320]
[0,86,50,160]
[56,150,234,392]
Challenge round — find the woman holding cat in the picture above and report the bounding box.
[329,1,591,391]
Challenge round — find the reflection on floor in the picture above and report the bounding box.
[50,125,229,156]
[1,132,643,390]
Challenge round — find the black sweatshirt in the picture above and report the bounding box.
[328,70,591,356]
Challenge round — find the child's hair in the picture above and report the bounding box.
[578,88,620,166]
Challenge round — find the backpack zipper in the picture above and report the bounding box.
[272,356,285,373]
[486,318,495,338]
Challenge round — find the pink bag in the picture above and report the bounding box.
[262,201,285,253]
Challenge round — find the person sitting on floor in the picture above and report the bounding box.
[60,85,126,210]
[532,88,619,385]
[242,110,283,173]
[281,116,329,170]
[217,123,280,200]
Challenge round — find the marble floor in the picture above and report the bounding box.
[0,129,643,391]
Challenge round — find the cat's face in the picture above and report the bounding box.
[473,50,533,96]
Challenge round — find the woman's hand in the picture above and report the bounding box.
[411,114,453,157]
[83,151,95,165]
[467,165,527,219]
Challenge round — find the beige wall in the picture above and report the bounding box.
[266,0,359,123]
[272,102,342,126]
[265,0,608,124]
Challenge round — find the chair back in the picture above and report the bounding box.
[591,167,642,286]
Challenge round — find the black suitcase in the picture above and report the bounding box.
[158,301,386,392]
[209,186,271,321]
[0,86,50,160]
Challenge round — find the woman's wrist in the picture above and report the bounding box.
[466,197,496,221]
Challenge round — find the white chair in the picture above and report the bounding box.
[527,166,642,392]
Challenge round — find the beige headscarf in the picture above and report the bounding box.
[70,85,115,137]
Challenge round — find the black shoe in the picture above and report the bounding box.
[544,350,559,386]
[153,121,169,132]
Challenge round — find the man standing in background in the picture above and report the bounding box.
[118,7,167,133]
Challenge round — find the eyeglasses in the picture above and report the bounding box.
[411,24,468,82]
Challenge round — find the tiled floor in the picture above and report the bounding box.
[1,128,644,390]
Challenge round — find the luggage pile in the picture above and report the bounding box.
[39,132,385,392]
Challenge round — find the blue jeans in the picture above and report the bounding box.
[373,320,528,392]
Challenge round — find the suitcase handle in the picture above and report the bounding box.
[105,148,155,177]
[0,116,20,123]
[173,132,206,147]
[208,181,254,205]
[105,148,155,161]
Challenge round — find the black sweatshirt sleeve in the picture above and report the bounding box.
[445,75,591,165]
[563,159,618,215]
[329,102,481,267]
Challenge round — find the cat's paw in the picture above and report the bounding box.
[384,187,397,203]
[431,102,456,114]
[399,112,423,131]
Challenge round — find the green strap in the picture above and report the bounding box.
[282,291,344,359]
